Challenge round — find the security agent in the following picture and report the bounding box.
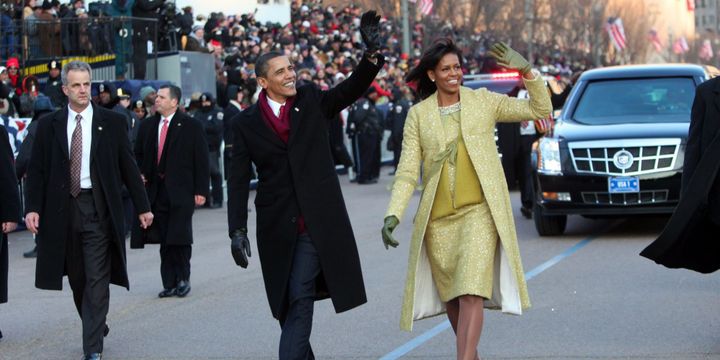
[44,59,66,109]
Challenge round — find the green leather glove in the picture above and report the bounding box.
[382,216,400,250]
[488,42,532,75]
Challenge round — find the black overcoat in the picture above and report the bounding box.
[131,110,209,248]
[641,77,720,273]
[24,105,151,290]
[227,56,383,320]
[1,125,20,303]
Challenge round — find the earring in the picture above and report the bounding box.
[430,78,435,82]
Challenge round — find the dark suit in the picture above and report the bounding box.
[131,110,209,289]
[641,77,720,273]
[1,125,20,304]
[227,56,382,359]
[24,104,151,354]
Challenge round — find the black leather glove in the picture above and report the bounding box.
[382,216,400,250]
[360,10,381,54]
[230,228,251,268]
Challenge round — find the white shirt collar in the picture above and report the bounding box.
[266,96,285,118]
[68,103,93,124]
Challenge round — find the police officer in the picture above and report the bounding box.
[108,87,140,238]
[98,81,119,109]
[347,87,383,184]
[193,92,224,208]
[112,88,138,144]
[386,87,413,175]
[44,59,66,109]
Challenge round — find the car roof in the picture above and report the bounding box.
[579,64,719,81]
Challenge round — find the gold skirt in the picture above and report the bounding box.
[424,201,497,302]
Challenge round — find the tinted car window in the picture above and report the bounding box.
[572,77,695,125]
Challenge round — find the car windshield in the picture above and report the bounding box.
[572,77,696,125]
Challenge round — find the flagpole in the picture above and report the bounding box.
[402,0,410,57]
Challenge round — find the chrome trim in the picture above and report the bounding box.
[568,138,681,176]
[581,189,670,205]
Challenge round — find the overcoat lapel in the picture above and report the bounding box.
[246,106,287,148]
[52,108,69,159]
[712,77,720,114]
[90,105,105,164]
[425,93,446,151]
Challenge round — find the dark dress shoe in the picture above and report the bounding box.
[175,280,191,297]
[520,206,532,219]
[158,288,176,298]
[83,353,102,360]
[103,324,109,337]
[23,246,37,258]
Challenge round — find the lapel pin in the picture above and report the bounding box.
[178,123,182,126]
[98,126,103,131]
[294,107,299,112]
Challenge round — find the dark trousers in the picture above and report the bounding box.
[518,135,538,209]
[1,234,8,304]
[155,181,191,289]
[279,233,319,360]
[66,191,112,355]
[209,151,223,206]
[132,20,153,80]
[357,131,380,182]
[223,147,232,181]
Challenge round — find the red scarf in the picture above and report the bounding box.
[258,90,295,143]
[257,89,306,234]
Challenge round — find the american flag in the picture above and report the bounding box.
[648,29,663,52]
[672,37,689,54]
[606,17,627,51]
[699,39,713,61]
[419,0,433,16]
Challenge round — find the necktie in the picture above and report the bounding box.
[157,118,168,164]
[69,114,82,197]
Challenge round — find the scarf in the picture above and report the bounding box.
[258,89,295,143]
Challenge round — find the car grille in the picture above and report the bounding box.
[581,190,669,205]
[568,139,680,176]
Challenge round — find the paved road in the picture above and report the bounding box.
[1,172,719,359]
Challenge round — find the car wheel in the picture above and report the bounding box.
[532,202,567,236]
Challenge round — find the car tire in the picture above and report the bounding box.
[533,202,567,236]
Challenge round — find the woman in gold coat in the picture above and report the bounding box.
[382,39,552,359]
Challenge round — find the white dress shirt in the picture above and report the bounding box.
[157,112,176,145]
[267,97,285,118]
[67,104,93,189]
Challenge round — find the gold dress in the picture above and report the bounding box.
[425,103,497,302]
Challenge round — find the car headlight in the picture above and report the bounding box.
[537,137,562,174]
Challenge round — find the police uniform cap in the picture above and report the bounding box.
[117,88,131,99]
[48,59,60,70]
[133,100,145,109]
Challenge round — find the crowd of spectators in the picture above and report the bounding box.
[1,0,588,133]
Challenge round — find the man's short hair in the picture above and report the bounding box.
[255,51,285,78]
[61,60,92,86]
[159,84,182,102]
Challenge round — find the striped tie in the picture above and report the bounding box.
[69,114,82,197]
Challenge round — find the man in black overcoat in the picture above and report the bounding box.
[131,84,210,298]
[640,76,720,273]
[24,61,153,360]
[1,124,20,341]
[226,11,383,360]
